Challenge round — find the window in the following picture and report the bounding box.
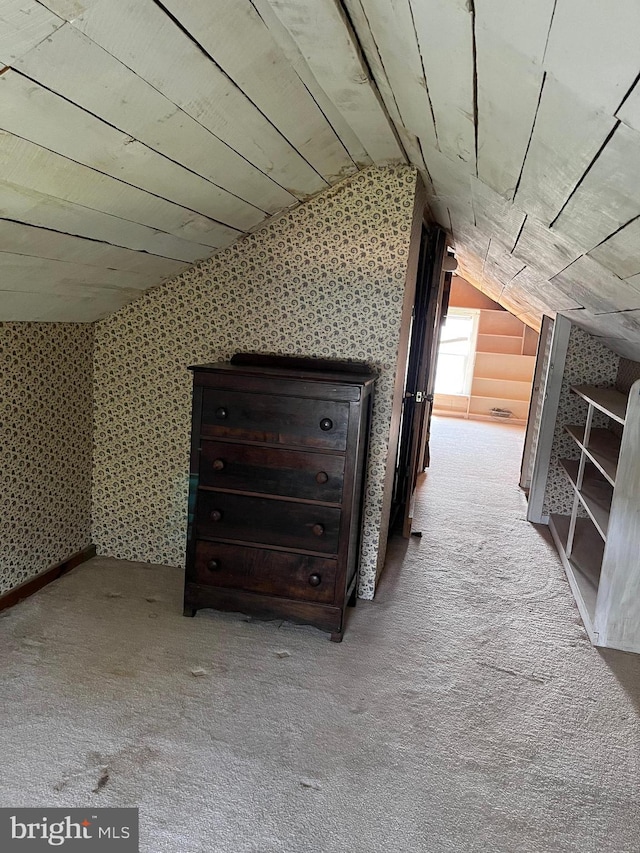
[434,308,479,395]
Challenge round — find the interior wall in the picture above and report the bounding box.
[0,323,93,594]
[448,275,504,310]
[616,358,640,395]
[92,166,419,599]
[542,326,619,517]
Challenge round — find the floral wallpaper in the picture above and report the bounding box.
[543,325,619,517]
[0,323,93,594]
[616,357,640,396]
[93,166,418,598]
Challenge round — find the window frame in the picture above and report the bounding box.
[435,307,480,396]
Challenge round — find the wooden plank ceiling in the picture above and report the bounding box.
[2,0,640,360]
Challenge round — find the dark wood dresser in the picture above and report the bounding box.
[183,355,376,641]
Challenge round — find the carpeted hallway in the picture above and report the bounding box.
[2,416,640,852]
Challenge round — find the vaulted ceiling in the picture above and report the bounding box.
[2,0,640,359]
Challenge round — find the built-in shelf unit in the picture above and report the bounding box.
[469,312,537,423]
[435,307,537,423]
[549,380,640,652]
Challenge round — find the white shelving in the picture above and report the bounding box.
[549,380,640,652]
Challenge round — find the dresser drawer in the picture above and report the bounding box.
[196,491,341,554]
[200,388,349,450]
[199,441,345,502]
[193,540,337,603]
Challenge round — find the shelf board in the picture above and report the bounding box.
[571,385,628,424]
[470,394,529,403]
[559,459,612,540]
[474,376,531,384]
[564,424,621,486]
[473,377,532,401]
[467,413,527,425]
[476,333,523,355]
[549,514,602,639]
[474,352,536,382]
[477,333,522,340]
[468,394,530,420]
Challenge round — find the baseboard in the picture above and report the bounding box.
[0,544,96,613]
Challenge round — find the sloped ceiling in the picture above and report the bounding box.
[2,1,640,360]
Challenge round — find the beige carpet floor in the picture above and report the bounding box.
[2,416,640,852]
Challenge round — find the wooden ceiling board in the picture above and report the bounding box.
[423,148,474,225]
[336,0,427,171]
[562,307,640,343]
[0,0,63,64]
[158,0,358,184]
[344,0,438,152]
[452,223,491,266]
[498,288,542,327]
[0,219,188,278]
[13,24,298,215]
[507,266,582,312]
[409,0,476,171]
[0,251,160,290]
[262,0,404,165]
[550,255,640,315]
[42,0,331,199]
[482,240,525,292]
[514,75,617,225]
[543,0,640,113]
[249,0,373,168]
[0,71,267,233]
[474,0,554,198]
[501,280,552,318]
[587,218,640,280]
[470,178,526,253]
[0,288,141,322]
[511,215,581,279]
[0,181,215,264]
[595,337,640,362]
[617,80,640,134]
[552,123,640,252]
[0,132,237,249]
[522,314,542,333]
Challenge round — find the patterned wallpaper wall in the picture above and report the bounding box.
[616,357,640,395]
[0,323,93,594]
[543,325,619,517]
[92,166,418,598]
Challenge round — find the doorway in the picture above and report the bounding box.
[388,222,448,537]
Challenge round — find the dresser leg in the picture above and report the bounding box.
[330,631,344,643]
[183,606,197,617]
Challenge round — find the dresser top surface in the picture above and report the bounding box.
[189,359,377,387]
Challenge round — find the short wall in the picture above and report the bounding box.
[0,323,94,594]
[92,166,419,598]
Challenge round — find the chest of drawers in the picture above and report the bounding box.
[183,355,376,641]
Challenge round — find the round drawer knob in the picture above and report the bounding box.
[207,559,220,572]
[210,509,223,522]
[212,458,225,471]
[308,573,322,587]
[215,407,228,420]
[312,523,325,537]
[319,418,333,431]
[316,471,329,484]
